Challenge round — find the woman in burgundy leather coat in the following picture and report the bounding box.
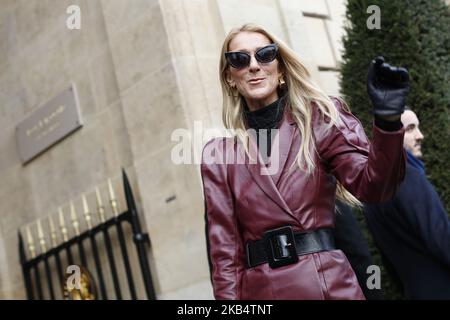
[201,24,410,300]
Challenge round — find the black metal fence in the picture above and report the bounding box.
[19,170,156,300]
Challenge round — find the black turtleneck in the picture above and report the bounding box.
[244,96,285,130]
[243,95,286,158]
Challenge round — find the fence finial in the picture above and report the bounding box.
[58,207,69,242]
[95,186,106,223]
[26,225,36,258]
[108,178,119,217]
[37,219,47,253]
[70,201,80,236]
[48,215,58,248]
[82,194,92,229]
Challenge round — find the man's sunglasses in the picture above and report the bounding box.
[225,44,279,69]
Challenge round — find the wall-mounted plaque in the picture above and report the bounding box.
[16,83,83,164]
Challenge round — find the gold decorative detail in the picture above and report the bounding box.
[108,178,119,217]
[63,266,97,300]
[48,216,58,248]
[59,207,69,242]
[26,226,36,258]
[37,219,47,253]
[228,85,239,98]
[95,186,106,223]
[82,194,92,229]
[70,201,80,236]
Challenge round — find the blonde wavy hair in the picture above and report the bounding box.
[219,23,361,208]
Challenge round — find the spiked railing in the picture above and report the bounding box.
[18,170,156,300]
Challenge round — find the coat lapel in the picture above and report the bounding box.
[270,110,296,186]
[245,107,297,220]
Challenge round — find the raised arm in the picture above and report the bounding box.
[314,57,410,202]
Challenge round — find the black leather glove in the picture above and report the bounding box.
[367,56,410,117]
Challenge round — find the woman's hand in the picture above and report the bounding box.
[367,56,410,121]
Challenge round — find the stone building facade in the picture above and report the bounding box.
[0,0,354,299]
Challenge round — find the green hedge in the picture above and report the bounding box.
[340,0,450,299]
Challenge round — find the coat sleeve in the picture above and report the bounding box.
[313,98,406,203]
[397,167,450,267]
[201,138,245,300]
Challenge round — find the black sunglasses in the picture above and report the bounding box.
[225,44,279,69]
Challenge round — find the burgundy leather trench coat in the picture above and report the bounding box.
[201,98,406,300]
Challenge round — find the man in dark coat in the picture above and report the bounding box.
[364,108,450,299]
[335,201,384,300]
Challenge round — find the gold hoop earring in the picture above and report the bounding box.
[278,77,285,88]
[228,84,239,98]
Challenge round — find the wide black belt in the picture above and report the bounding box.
[246,226,335,269]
